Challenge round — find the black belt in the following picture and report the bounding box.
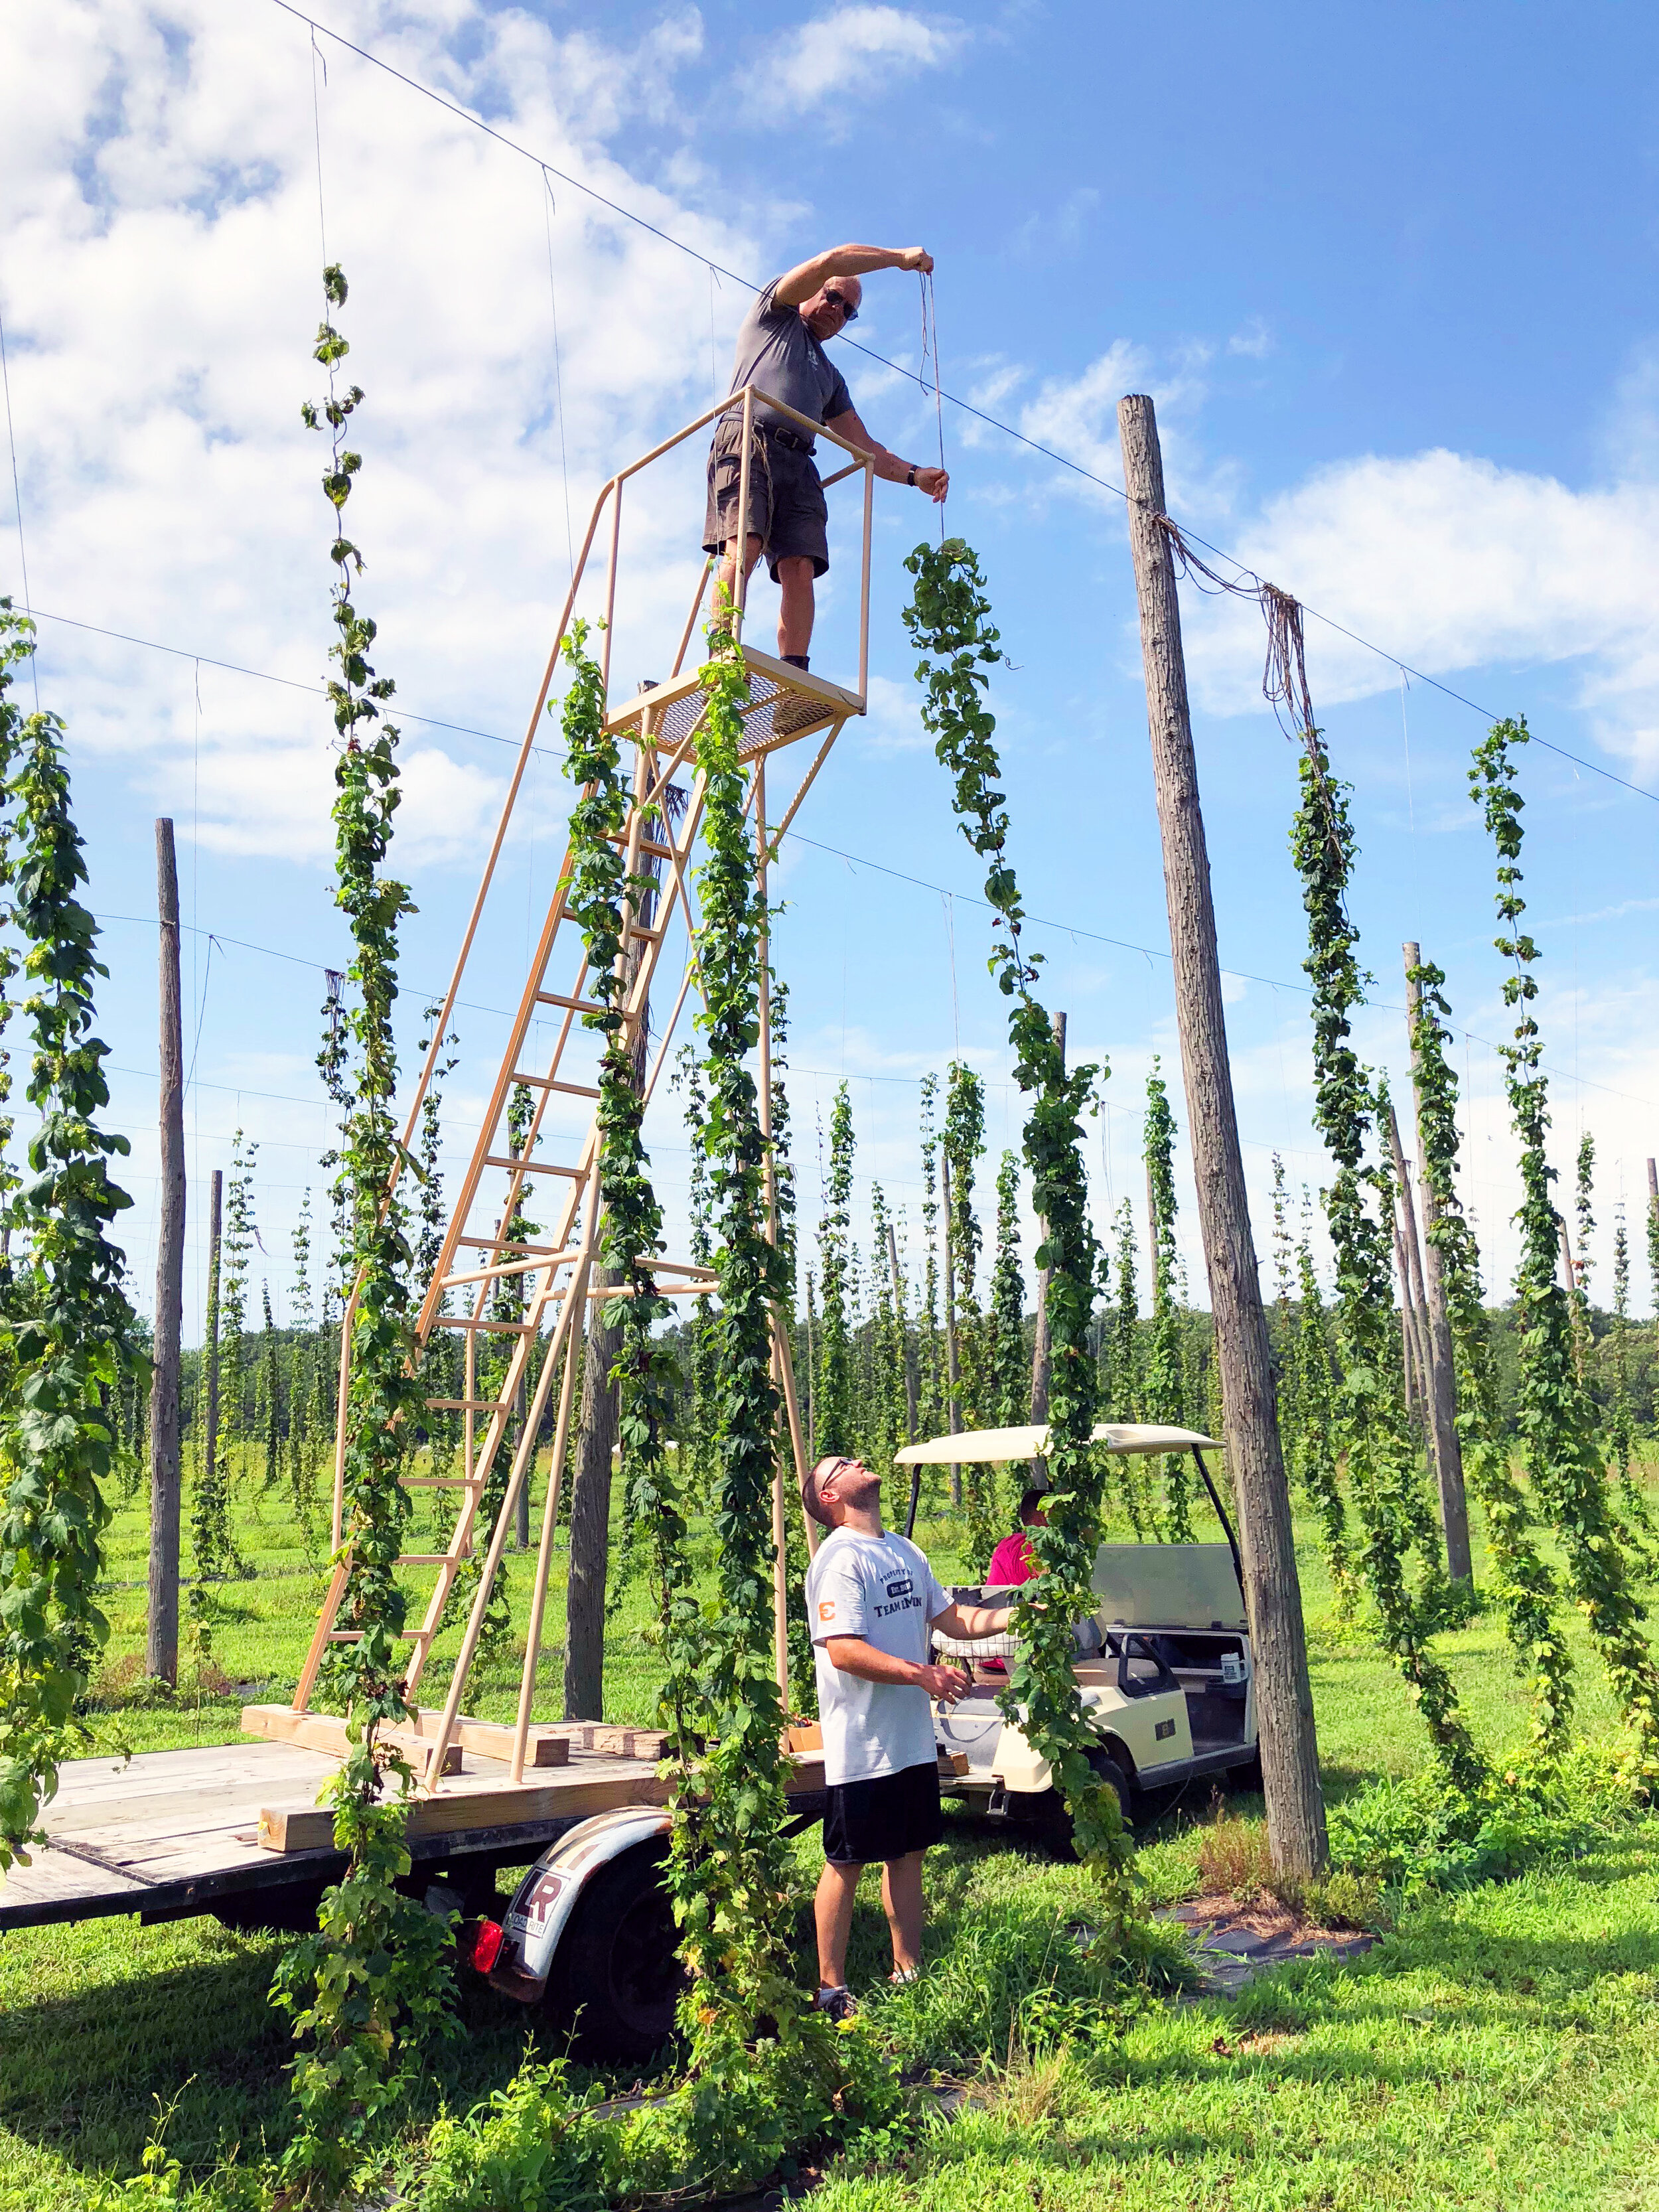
[760,422,815,454]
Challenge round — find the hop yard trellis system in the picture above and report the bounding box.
[245,381,874,1793]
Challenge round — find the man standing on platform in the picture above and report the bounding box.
[703,244,950,672]
[801,1451,1013,2018]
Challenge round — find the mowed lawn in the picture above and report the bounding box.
[2,1457,1658,2210]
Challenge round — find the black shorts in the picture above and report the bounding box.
[822,1760,944,1866]
[702,420,831,580]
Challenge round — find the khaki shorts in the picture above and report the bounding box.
[703,419,830,580]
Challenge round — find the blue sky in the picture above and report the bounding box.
[5,0,1659,1339]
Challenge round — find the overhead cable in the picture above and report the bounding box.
[265,0,1659,814]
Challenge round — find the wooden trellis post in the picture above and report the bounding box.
[147,819,185,1686]
[1118,391,1328,1880]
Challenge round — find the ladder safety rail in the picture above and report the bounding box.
[293,387,877,1756]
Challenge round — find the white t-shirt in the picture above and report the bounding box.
[806,1526,950,1787]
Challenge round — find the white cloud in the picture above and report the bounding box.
[1177,447,1659,776]
[760,7,970,119]
[0,0,763,861]
[1227,317,1272,360]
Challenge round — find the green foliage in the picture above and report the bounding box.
[1102,1199,1153,1537]
[672,1045,719,1509]
[1328,1737,1646,1895]
[555,615,682,1690]
[275,263,450,2191]
[944,1059,999,1557]
[1407,951,1567,1750]
[815,1081,855,1457]
[669,612,879,2130]
[943,1061,986,1335]
[904,536,1137,1935]
[0,603,143,1868]
[863,1181,906,1475]
[1291,1219,1351,1609]
[1608,1210,1650,1541]
[1564,1130,1595,1382]
[1142,1061,1192,1541]
[417,2059,613,2212]
[1472,719,1659,1762]
[189,1191,234,1598]
[862,1896,1177,2075]
[989,1149,1027,1425]
[1291,729,1483,1795]
[917,1074,944,1441]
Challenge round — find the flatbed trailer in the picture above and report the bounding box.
[1,1726,827,1940]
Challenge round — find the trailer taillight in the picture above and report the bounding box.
[468,1918,505,1973]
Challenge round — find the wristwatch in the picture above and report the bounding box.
[906,466,916,486]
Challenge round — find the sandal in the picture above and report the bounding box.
[814,1984,857,2023]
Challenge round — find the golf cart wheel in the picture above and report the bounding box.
[1024,1749,1133,1859]
[1086,1748,1133,1823]
[544,1838,685,2063]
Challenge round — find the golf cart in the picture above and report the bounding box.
[895,1423,1262,1831]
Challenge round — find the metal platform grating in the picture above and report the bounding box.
[608,653,858,764]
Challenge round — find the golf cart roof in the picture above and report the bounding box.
[892,1422,1222,1467]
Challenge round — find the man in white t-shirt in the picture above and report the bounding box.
[802,1452,1015,2018]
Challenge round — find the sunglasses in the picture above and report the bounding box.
[822,287,859,323]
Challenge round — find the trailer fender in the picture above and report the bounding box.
[489,1806,673,2000]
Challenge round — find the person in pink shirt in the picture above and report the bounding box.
[985,1487,1048,1588]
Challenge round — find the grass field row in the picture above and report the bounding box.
[3,1455,1655,2209]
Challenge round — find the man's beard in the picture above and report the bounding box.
[839,1467,882,1513]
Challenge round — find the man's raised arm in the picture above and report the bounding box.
[774,243,934,307]
[930,1597,1015,1642]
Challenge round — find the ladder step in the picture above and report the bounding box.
[397,1552,469,1566]
[484,1153,583,1178]
[537,990,607,1017]
[330,1627,434,1642]
[425,1397,511,1412]
[431,1315,536,1335]
[456,1235,572,1257]
[604,832,676,859]
[508,1072,601,1098]
[403,1475,486,1489]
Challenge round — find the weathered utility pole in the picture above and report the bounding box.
[1118,392,1328,1880]
[1384,1100,1434,1420]
[1029,1011,1065,1424]
[147,820,186,1686]
[1396,952,1474,1583]
[563,1290,617,1720]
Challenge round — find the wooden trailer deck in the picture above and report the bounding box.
[1,1723,827,1935]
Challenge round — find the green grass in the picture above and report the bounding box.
[5,1454,1659,2208]
[818,1826,1659,2211]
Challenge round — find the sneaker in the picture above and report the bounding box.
[814,1984,857,2023]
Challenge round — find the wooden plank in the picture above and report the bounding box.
[242,1704,570,1770]
[258,1767,674,1852]
[235,1707,463,1775]
[42,1743,338,1829]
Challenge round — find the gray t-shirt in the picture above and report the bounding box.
[726,279,854,448]
[806,1526,949,1787]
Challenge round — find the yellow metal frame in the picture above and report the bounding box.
[277,389,874,1787]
